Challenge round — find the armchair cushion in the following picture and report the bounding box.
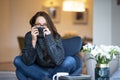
[62,36,82,57]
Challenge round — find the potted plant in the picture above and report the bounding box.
[82,43,120,80]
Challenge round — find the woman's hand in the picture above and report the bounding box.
[31,26,39,48]
[43,27,51,37]
[31,26,39,40]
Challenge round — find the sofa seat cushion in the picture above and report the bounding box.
[110,66,120,80]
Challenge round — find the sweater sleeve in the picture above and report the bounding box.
[21,32,37,66]
[45,34,65,66]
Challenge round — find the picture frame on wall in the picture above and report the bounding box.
[117,0,120,5]
[73,9,88,24]
[42,7,60,23]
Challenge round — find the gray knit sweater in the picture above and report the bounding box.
[21,31,65,68]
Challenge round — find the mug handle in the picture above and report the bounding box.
[52,74,57,80]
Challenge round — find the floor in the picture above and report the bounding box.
[0,62,15,71]
[0,62,18,80]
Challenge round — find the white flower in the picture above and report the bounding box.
[82,43,120,64]
[90,46,99,57]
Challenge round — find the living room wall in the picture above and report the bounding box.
[93,0,120,46]
[0,0,93,62]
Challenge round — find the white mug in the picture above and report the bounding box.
[52,72,69,80]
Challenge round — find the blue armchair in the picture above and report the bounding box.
[62,36,83,75]
[14,36,83,80]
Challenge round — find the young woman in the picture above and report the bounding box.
[14,11,77,80]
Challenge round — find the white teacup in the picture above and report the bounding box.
[52,72,69,80]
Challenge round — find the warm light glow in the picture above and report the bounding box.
[43,0,60,7]
[63,0,85,12]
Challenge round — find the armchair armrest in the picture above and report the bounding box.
[84,54,96,80]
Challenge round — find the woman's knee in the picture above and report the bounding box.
[14,56,23,68]
[62,56,76,68]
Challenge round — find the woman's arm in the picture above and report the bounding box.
[21,32,37,65]
[45,34,65,66]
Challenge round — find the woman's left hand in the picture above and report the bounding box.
[43,27,51,37]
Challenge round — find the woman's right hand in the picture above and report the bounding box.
[31,26,39,48]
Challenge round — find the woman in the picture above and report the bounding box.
[14,11,77,80]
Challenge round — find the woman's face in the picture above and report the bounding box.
[35,16,47,28]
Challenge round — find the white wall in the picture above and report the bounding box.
[93,0,120,46]
[111,0,120,46]
[93,0,112,45]
[0,0,93,62]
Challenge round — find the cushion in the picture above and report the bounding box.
[110,67,120,80]
[62,36,82,57]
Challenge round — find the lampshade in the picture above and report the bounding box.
[63,0,85,12]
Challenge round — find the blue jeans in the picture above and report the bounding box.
[14,56,77,80]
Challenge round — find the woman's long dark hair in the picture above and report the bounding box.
[29,11,60,39]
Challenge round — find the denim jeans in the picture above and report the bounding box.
[14,56,77,80]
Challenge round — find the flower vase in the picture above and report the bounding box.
[95,64,110,80]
